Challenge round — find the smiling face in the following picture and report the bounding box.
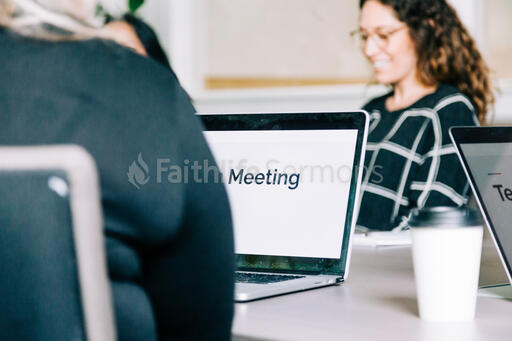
[359,0,418,86]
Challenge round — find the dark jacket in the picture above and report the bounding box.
[0,27,234,341]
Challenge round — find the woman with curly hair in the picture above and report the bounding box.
[353,0,495,231]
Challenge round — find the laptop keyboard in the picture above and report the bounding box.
[235,272,306,284]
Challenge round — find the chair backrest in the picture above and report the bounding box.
[0,145,115,341]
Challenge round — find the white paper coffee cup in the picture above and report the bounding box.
[409,207,483,322]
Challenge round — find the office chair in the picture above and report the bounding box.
[0,145,116,340]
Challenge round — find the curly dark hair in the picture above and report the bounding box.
[360,0,494,121]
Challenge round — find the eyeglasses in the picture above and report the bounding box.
[350,26,407,49]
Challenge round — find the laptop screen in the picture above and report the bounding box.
[201,112,367,276]
[451,126,512,282]
[459,142,512,273]
[204,129,357,259]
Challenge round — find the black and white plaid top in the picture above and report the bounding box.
[357,84,479,231]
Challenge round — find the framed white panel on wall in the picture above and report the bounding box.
[203,0,372,89]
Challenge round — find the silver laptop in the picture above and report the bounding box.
[450,126,512,295]
[201,112,368,302]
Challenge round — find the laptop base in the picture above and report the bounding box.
[478,284,512,300]
[235,274,341,302]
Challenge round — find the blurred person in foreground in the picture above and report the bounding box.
[353,0,495,231]
[0,1,234,340]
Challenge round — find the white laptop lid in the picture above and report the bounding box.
[201,112,368,279]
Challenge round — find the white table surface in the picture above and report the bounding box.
[232,230,512,341]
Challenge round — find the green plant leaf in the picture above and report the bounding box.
[129,0,145,13]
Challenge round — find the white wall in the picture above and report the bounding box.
[194,84,386,114]
[140,0,371,95]
[492,81,512,124]
[139,0,203,94]
[140,0,512,124]
[194,81,512,125]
